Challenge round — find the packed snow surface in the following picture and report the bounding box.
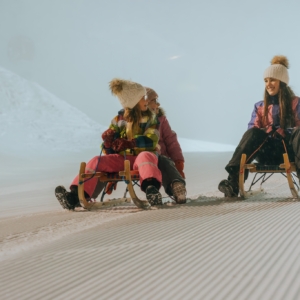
[3,68,298,300]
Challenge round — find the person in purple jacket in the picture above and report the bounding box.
[218,55,300,197]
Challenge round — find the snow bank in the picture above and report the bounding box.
[179,137,235,152]
[0,66,106,155]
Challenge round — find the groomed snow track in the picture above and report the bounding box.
[1,198,300,300]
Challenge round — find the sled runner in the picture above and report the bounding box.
[78,160,151,210]
[239,153,299,199]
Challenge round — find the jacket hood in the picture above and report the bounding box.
[157,107,166,117]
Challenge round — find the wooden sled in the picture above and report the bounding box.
[239,153,299,199]
[78,160,151,210]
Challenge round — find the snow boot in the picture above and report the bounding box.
[218,179,239,197]
[146,185,163,206]
[55,185,80,210]
[171,180,187,204]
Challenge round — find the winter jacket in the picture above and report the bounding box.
[103,111,160,156]
[248,95,300,130]
[157,108,184,162]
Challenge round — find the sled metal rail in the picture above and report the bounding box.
[78,160,151,210]
[239,153,299,199]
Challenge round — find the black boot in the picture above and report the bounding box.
[145,185,163,206]
[218,173,239,198]
[142,178,162,206]
[55,186,80,210]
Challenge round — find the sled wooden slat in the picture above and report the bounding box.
[283,153,298,198]
[239,153,299,199]
[78,162,124,209]
[123,160,150,210]
[81,170,140,180]
[78,160,150,210]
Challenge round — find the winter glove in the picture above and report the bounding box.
[174,160,185,179]
[112,138,136,152]
[102,129,116,148]
[264,125,286,139]
[105,182,117,195]
[273,128,286,140]
[271,127,293,141]
[264,125,276,134]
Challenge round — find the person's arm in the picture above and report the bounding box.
[247,102,263,129]
[161,117,184,162]
[101,116,122,154]
[294,97,300,127]
[160,116,185,178]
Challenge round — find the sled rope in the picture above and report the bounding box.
[79,144,104,185]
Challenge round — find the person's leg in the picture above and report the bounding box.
[133,151,163,205]
[158,155,186,203]
[226,128,269,172]
[71,154,135,196]
[55,154,135,210]
[219,128,268,197]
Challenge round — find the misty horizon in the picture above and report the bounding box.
[1,0,300,146]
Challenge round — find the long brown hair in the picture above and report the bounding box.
[123,103,153,131]
[263,82,295,128]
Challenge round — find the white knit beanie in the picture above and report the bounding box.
[109,78,146,109]
[263,55,289,85]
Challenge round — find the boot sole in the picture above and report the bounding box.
[55,186,75,210]
[172,182,187,204]
[146,187,163,206]
[218,181,238,198]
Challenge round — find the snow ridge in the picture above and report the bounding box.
[0,66,106,155]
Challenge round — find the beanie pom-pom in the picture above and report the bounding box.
[109,78,124,95]
[271,55,289,69]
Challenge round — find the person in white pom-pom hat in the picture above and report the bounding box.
[104,86,188,204]
[218,55,300,197]
[55,78,165,210]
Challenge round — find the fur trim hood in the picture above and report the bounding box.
[157,107,166,117]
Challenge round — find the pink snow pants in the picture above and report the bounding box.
[71,152,162,197]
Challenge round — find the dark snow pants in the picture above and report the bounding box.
[90,155,186,199]
[158,155,186,196]
[225,127,300,179]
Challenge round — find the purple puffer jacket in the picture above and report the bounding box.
[157,108,184,162]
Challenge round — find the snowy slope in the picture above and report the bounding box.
[0,66,234,156]
[0,66,106,155]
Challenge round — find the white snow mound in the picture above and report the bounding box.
[0,66,106,155]
[178,137,235,152]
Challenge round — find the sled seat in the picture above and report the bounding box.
[239,153,299,198]
[78,160,150,210]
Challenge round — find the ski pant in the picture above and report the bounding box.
[158,155,186,196]
[82,155,186,199]
[225,127,300,179]
[70,152,162,198]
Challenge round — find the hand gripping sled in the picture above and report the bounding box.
[78,160,151,210]
[239,153,299,199]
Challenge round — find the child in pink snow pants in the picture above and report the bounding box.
[55,78,163,210]
[70,152,161,199]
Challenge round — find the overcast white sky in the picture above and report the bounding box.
[1,0,300,145]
